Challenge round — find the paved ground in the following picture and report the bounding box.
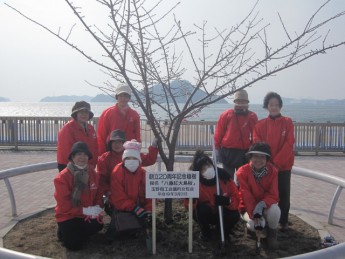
[1,151,345,248]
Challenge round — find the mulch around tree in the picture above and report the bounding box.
[3,199,321,259]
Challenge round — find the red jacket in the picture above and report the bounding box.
[236,162,279,219]
[253,116,295,171]
[57,119,98,167]
[97,104,141,155]
[97,146,158,196]
[109,163,152,212]
[214,109,258,149]
[184,171,240,212]
[54,166,103,222]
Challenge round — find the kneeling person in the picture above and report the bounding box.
[236,142,281,249]
[107,139,152,239]
[186,150,240,242]
[54,142,104,250]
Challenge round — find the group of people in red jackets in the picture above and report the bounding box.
[53,85,294,251]
[54,84,158,250]
[211,90,294,249]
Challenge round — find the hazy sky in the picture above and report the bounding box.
[1,0,345,104]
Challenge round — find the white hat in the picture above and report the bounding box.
[122,139,142,162]
[115,84,132,99]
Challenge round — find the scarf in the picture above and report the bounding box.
[200,174,216,186]
[67,162,89,207]
[251,165,268,182]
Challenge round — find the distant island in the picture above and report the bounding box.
[282,97,345,105]
[38,94,345,105]
[40,94,115,102]
[2,81,345,105]
[39,80,229,104]
[0,97,11,102]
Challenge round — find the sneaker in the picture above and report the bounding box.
[321,235,339,247]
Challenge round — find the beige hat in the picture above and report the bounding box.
[115,84,132,99]
[233,89,249,103]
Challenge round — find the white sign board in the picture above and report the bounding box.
[146,171,199,198]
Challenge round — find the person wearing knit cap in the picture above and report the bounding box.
[236,142,281,250]
[57,101,98,172]
[185,150,240,242]
[214,89,258,180]
[97,84,141,155]
[106,139,152,239]
[97,130,158,215]
[54,141,104,250]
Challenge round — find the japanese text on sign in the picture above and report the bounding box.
[146,171,199,198]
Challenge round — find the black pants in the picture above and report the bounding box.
[278,170,291,225]
[57,217,103,250]
[195,203,240,237]
[220,148,247,179]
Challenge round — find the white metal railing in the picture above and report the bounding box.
[0,162,57,217]
[1,117,345,154]
[1,158,345,258]
[292,166,345,225]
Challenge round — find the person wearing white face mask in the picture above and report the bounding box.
[185,150,240,242]
[54,142,104,250]
[107,139,152,238]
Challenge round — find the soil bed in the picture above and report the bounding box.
[4,200,321,259]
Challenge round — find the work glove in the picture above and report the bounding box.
[83,205,103,218]
[254,217,266,230]
[253,201,267,218]
[214,194,230,206]
[151,137,159,148]
[83,205,104,223]
[133,205,149,219]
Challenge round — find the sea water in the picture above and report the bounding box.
[0,102,344,123]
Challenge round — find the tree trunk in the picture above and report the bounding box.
[163,150,175,223]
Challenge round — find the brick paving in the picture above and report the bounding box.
[1,151,345,247]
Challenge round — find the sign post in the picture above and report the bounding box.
[146,171,199,254]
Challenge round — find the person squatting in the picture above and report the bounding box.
[53,87,293,251]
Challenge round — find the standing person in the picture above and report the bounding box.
[57,101,98,172]
[253,92,295,231]
[236,142,281,249]
[54,142,104,250]
[214,89,258,179]
[107,139,152,239]
[97,129,159,214]
[97,84,141,155]
[185,150,240,242]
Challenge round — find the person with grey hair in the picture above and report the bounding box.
[214,89,258,180]
[97,84,141,155]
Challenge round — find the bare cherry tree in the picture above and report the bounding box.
[6,0,345,221]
